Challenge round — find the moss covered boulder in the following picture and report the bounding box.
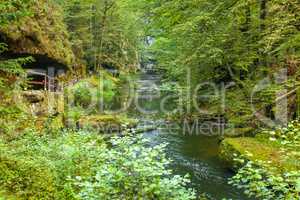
[219,137,300,173]
[223,127,254,137]
[79,114,138,133]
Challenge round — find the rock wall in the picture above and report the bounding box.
[0,0,76,68]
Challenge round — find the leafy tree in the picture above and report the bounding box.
[138,0,300,129]
[0,0,34,136]
[54,0,144,72]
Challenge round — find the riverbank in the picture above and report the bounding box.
[219,121,300,199]
[0,71,198,199]
[119,72,252,199]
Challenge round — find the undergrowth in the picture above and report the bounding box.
[229,120,300,199]
[0,129,196,200]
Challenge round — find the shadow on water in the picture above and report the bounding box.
[116,72,253,200]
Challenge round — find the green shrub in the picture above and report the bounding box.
[0,152,58,199]
[102,79,116,104]
[229,120,300,199]
[0,130,195,200]
[0,130,105,199]
[73,81,93,108]
[64,106,85,128]
[229,159,300,200]
[73,135,196,200]
[67,76,117,112]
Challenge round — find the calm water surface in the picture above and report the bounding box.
[118,72,251,200]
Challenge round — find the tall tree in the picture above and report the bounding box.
[137,0,300,129]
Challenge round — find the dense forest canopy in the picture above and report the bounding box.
[0,0,145,74]
[53,0,145,71]
[141,0,300,130]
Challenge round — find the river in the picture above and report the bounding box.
[116,72,250,200]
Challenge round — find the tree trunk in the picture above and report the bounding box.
[260,0,267,32]
[259,0,267,69]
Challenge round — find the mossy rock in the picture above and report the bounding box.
[79,114,138,132]
[22,91,45,103]
[0,0,76,67]
[219,137,300,173]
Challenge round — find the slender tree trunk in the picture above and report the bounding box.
[97,0,115,71]
[260,0,267,32]
[239,6,251,80]
[259,0,267,70]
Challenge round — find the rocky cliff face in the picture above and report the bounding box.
[0,0,76,68]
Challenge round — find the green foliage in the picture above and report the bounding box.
[0,1,34,138]
[102,78,117,104]
[64,106,85,127]
[229,159,300,200]
[73,81,93,108]
[0,130,195,199]
[54,0,144,71]
[229,120,300,199]
[0,57,33,89]
[67,74,117,112]
[73,135,196,200]
[266,120,300,149]
[0,129,104,199]
[0,0,33,26]
[137,0,300,128]
[0,43,34,137]
[0,152,57,199]
[0,42,33,91]
[0,106,33,139]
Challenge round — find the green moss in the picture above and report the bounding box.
[220,137,300,173]
[0,191,17,200]
[0,0,76,67]
[45,114,64,132]
[224,127,254,137]
[79,114,138,131]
